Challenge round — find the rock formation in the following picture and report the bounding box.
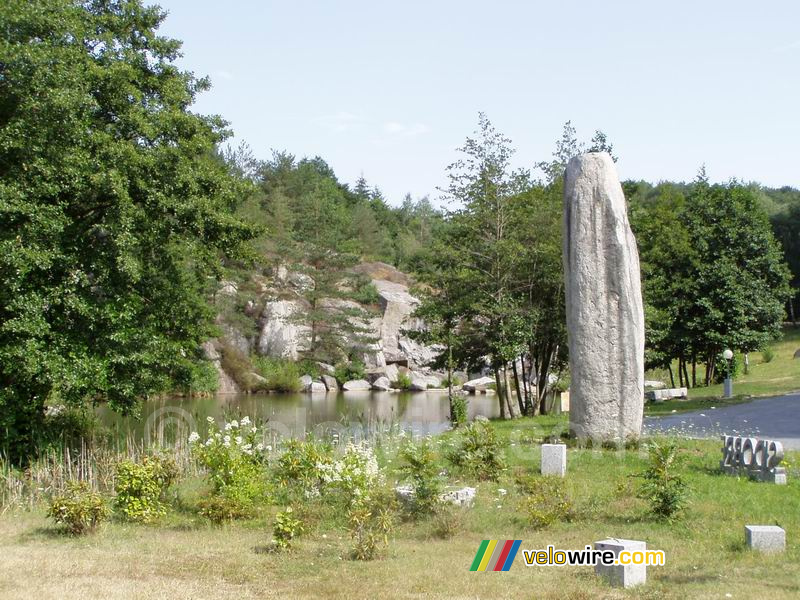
[257,299,310,360]
[563,152,644,441]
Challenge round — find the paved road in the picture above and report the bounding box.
[644,392,800,449]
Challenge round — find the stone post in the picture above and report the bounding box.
[563,153,645,441]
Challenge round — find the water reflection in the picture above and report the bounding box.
[96,390,500,445]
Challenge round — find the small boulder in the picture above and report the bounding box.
[309,381,327,394]
[321,374,338,391]
[299,374,313,392]
[372,376,392,391]
[343,379,371,391]
[794,348,800,359]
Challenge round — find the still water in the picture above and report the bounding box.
[96,390,500,445]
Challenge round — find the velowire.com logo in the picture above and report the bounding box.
[469,540,522,571]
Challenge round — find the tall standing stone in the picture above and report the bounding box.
[563,152,644,441]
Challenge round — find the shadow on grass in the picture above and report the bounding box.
[167,520,207,532]
[16,525,93,543]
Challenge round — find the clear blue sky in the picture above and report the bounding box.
[156,0,800,205]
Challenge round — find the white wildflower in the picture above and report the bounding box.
[188,432,200,444]
[235,436,243,446]
[230,420,239,428]
[240,416,251,426]
[207,416,215,423]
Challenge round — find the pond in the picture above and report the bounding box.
[95,390,501,447]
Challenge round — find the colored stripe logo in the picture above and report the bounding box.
[470,540,522,571]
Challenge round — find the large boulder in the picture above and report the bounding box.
[381,363,400,383]
[409,378,428,391]
[367,363,400,384]
[563,152,644,441]
[309,381,327,393]
[342,379,371,391]
[462,376,495,393]
[423,374,441,388]
[257,299,310,360]
[372,376,392,391]
[398,337,440,369]
[321,374,339,391]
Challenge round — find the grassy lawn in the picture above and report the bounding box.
[645,325,800,414]
[1,418,798,599]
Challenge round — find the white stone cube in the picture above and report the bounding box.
[745,525,785,552]
[594,539,647,588]
[541,444,567,477]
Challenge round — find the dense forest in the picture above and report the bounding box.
[2,0,798,462]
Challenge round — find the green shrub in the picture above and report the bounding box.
[273,506,304,551]
[449,395,468,427]
[273,439,333,501]
[441,375,463,388]
[348,485,396,560]
[316,442,382,507]
[297,359,321,378]
[516,475,573,529]
[398,439,442,517]
[190,416,267,520]
[761,346,774,363]
[114,455,178,523]
[446,420,505,480]
[182,359,220,395]
[252,357,301,392]
[637,441,690,520]
[197,494,254,523]
[219,343,260,391]
[351,281,380,305]
[48,481,109,535]
[41,406,97,452]
[334,360,366,385]
[393,373,412,390]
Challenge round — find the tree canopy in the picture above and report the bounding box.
[0,0,256,461]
